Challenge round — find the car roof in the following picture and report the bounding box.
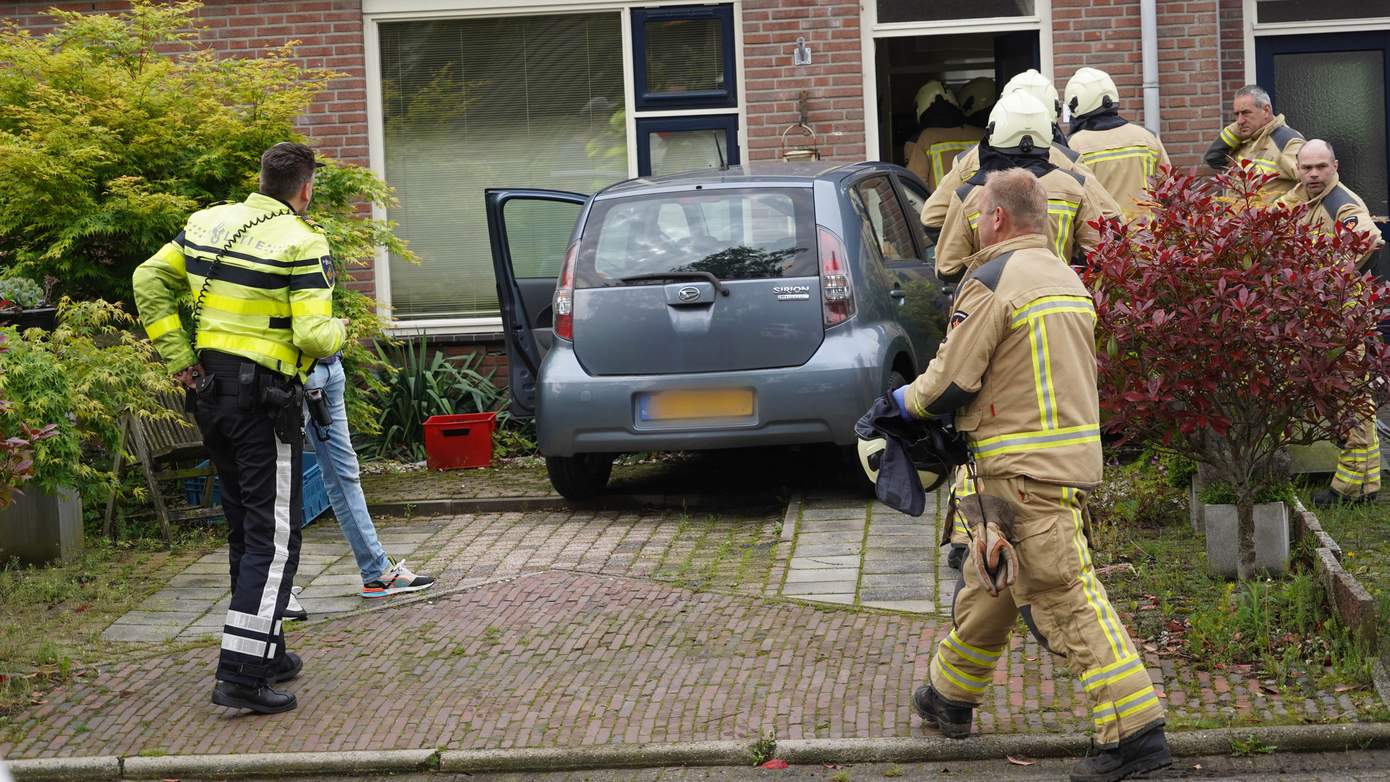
[595,160,889,199]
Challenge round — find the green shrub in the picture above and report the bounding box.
[1198,480,1294,506]
[1088,449,1189,549]
[0,1,415,435]
[0,299,181,508]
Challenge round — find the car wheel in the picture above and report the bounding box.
[545,453,615,500]
[888,370,908,391]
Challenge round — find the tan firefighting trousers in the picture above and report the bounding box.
[945,469,974,549]
[927,476,1165,748]
[1332,411,1381,498]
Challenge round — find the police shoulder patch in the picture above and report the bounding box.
[319,255,337,287]
[950,310,970,329]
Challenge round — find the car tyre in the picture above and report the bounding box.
[546,453,615,500]
[845,370,910,497]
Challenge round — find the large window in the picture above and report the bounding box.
[1256,0,1387,24]
[379,14,628,321]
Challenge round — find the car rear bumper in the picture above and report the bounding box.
[536,330,883,456]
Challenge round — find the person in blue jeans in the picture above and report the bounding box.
[286,353,434,619]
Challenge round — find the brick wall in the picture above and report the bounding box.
[740,0,866,162]
[4,0,375,293]
[1050,0,1227,170]
[1218,0,1247,109]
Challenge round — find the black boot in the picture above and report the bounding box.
[1313,487,1378,508]
[270,651,302,684]
[1070,724,1172,782]
[212,681,297,714]
[946,544,968,571]
[912,685,973,739]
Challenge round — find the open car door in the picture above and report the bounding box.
[484,188,589,417]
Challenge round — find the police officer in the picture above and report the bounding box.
[920,72,1114,247]
[1064,67,1171,221]
[895,168,1172,782]
[903,80,984,192]
[1276,139,1386,507]
[956,77,997,129]
[133,142,347,714]
[1203,84,1304,200]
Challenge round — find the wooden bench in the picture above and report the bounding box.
[104,391,221,542]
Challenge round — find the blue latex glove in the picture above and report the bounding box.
[892,385,914,420]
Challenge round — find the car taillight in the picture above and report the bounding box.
[554,242,578,341]
[818,226,855,328]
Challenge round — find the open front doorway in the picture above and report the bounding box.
[873,30,1042,172]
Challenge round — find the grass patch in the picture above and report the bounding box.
[0,528,222,717]
[1304,493,1390,664]
[1091,452,1373,696]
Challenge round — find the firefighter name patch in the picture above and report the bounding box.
[949,310,970,329]
[319,255,336,287]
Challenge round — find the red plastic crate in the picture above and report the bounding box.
[423,413,497,470]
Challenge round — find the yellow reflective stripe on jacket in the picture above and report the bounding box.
[1047,199,1080,257]
[930,140,977,189]
[145,314,183,340]
[1220,126,1240,147]
[972,424,1101,458]
[1025,314,1057,429]
[1010,295,1095,328]
[1079,145,1162,178]
[201,292,291,317]
[1249,157,1280,173]
[196,332,313,374]
[291,299,332,317]
[967,211,980,231]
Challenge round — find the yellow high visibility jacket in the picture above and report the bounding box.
[133,192,346,378]
[904,233,1102,488]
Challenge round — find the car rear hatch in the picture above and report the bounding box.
[571,185,823,375]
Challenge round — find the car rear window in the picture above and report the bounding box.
[575,187,817,287]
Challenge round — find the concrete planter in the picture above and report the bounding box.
[1203,501,1290,578]
[0,485,83,565]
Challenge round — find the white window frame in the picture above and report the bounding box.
[1243,0,1390,84]
[858,1,1053,162]
[363,0,748,335]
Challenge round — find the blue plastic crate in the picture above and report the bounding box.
[184,450,331,527]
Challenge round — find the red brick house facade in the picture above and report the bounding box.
[8,1,1388,342]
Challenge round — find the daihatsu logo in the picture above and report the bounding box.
[677,286,701,302]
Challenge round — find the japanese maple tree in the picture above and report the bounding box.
[1086,163,1390,579]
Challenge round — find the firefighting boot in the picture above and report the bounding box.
[1070,724,1172,782]
[212,681,297,714]
[946,544,968,571]
[912,685,973,739]
[1313,487,1378,508]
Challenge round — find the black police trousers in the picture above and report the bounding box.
[193,351,303,687]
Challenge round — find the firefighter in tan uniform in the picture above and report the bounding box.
[921,71,1116,249]
[1276,140,1386,506]
[1202,84,1304,201]
[895,168,1171,782]
[903,80,985,192]
[1064,67,1171,221]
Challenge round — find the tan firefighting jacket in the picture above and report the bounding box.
[1276,174,1385,270]
[904,233,1102,488]
[920,143,1112,238]
[1068,122,1171,221]
[904,125,985,191]
[1205,114,1304,201]
[935,163,1117,281]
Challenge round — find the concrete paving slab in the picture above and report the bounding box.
[302,580,363,598]
[111,610,202,627]
[792,543,862,558]
[799,506,870,521]
[308,573,362,586]
[300,543,348,556]
[860,573,930,589]
[181,561,228,575]
[860,599,936,613]
[864,533,935,547]
[860,586,933,602]
[167,573,228,589]
[100,623,180,643]
[795,593,856,605]
[784,567,859,584]
[795,518,865,534]
[298,596,363,614]
[795,530,864,546]
[160,587,230,601]
[788,555,862,569]
[860,559,932,575]
[782,579,858,596]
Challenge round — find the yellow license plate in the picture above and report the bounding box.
[641,389,754,421]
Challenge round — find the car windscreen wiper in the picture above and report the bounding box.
[619,271,730,297]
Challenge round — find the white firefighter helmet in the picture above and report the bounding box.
[1065,66,1119,117]
[857,436,946,490]
[987,91,1052,151]
[914,80,958,123]
[1003,68,1061,123]
[956,77,997,120]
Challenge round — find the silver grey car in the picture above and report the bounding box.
[487,161,949,499]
